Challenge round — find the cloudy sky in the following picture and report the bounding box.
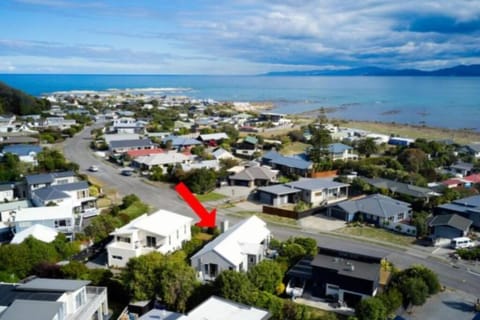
[1,0,479,74]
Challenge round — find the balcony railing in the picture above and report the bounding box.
[68,286,108,320]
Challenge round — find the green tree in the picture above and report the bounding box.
[399,277,429,306]
[61,261,90,280]
[357,138,379,157]
[397,148,428,173]
[214,270,256,305]
[84,213,122,242]
[279,243,306,267]
[184,168,217,194]
[356,297,387,320]
[412,211,429,238]
[247,260,284,294]
[122,252,165,301]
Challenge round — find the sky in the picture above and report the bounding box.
[0,0,479,74]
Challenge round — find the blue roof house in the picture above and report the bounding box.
[1,144,42,165]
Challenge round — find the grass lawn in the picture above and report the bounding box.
[194,232,213,241]
[196,192,227,202]
[230,211,299,227]
[96,197,112,208]
[335,225,415,247]
[120,201,150,219]
[281,141,309,155]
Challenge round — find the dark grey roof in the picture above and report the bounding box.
[286,258,313,280]
[230,166,277,182]
[52,181,89,192]
[428,214,472,231]
[271,155,312,170]
[286,178,349,191]
[110,139,154,149]
[360,177,437,199]
[32,187,69,201]
[52,171,75,179]
[452,195,480,207]
[257,184,301,196]
[0,283,63,307]
[334,194,410,218]
[467,143,480,153]
[17,278,90,292]
[0,183,14,191]
[311,254,380,281]
[0,299,63,320]
[25,173,54,185]
[450,162,474,171]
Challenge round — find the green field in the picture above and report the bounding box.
[335,225,415,247]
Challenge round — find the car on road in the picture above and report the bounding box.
[88,165,99,172]
[121,168,134,176]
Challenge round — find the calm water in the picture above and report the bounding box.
[0,74,479,131]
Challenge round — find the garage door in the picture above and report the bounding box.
[329,207,348,221]
[258,192,273,205]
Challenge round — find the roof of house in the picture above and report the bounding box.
[133,152,191,167]
[126,148,164,158]
[182,160,219,172]
[32,187,70,202]
[257,184,301,196]
[452,195,480,207]
[2,144,42,156]
[139,309,183,320]
[360,177,438,198]
[0,299,64,320]
[243,136,258,145]
[286,178,349,191]
[110,210,193,237]
[270,154,312,170]
[199,132,229,141]
[52,181,89,192]
[335,194,411,218]
[0,200,31,212]
[110,139,155,149]
[328,143,352,154]
[229,166,277,182]
[25,171,75,185]
[467,143,480,153]
[428,214,472,231]
[10,224,59,244]
[17,278,90,292]
[14,206,74,222]
[311,253,380,282]
[464,174,480,183]
[181,296,270,320]
[451,161,474,171]
[0,283,63,308]
[0,136,39,145]
[0,182,14,191]
[212,148,233,159]
[191,216,270,266]
[163,136,201,147]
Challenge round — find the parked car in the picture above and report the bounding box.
[121,168,134,176]
[88,165,99,172]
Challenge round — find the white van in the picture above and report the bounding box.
[450,237,474,249]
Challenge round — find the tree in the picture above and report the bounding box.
[61,261,90,280]
[279,243,306,267]
[399,277,429,306]
[183,168,217,194]
[214,270,256,305]
[247,260,284,294]
[397,148,428,173]
[356,297,387,320]
[412,211,429,238]
[122,252,165,301]
[291,237,317,257]
[357,138,379,157]
[84,213,122,242]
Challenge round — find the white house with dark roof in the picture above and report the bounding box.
[108,139,155,154]
[262,150,313,177]
[0,277,108,320]
[24,171,77,198]
[326,143,358,161]
[229,165,278,187]
[107,209,193,268]
[190,216,271,281]
[285,178,349,207]
[1,144,43,165]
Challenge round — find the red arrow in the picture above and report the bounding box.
[175,182,217,228]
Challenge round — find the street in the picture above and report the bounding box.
[63,124,480,296]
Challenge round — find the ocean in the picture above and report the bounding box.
[0,74,479,131]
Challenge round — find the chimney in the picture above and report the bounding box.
[221,220,229,233]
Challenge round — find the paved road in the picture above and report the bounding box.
[63,124,480,296]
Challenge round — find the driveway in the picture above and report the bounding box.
[299,215,346,232]
[398,290,480,320]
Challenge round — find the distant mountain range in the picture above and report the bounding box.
[263,64,480,76]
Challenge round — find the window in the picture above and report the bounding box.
[117,236,131,243]
[314,191,322,196]
[75,291,85,309]
[184,224,187,234]
[112,255,123,260]
[398,213,405,220]
[176,230,179,239]
[146,236,156,247]
[55,220,71,227]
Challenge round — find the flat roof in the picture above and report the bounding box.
[185,296,270,320]
[0,299,63,320]
[17,278,90,292]
[311,254,380,282]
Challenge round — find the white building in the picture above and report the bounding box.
[12,205,76,235]
[0,278,109,320]
[0,183,14,202]
[190,216,271,281]
[107,210,193,268]
[10,224,58,244]
[132,151,193,171]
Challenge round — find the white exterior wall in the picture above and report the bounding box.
[192,250,236,281]
[160,222,191,253]
[107,244,142,268]
[0,189,14,202]
[53,176,77,185]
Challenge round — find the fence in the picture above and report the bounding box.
[310,170,338,178]
[262,205,322,220]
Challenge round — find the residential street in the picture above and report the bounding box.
[63,124,480,297]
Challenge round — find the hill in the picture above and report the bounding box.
[264,64,480,76]
[0,81,50,115]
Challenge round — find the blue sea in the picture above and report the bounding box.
[0,74,479,131]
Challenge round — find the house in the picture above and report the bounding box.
[262,150,313,177]
[198,132,229,146]
[107,210,193,268]
[109,139,155,154]
[286,247,385,307]
[125,148,164,159]
[111,117,146,134]
[229,165,278,187]
[256,184,301,206]
[441,178,469,189]
[428,214,472,239]
[1,144,42,165]
[0,200,32,242]
[0,136,39,145]
[360,177,440,202]
[31,181,98,218]
[464,143,480,158]
[326,143,358,161]
[0,277,108,320]
[435,195,480,228]
[388,137,414,147]
[449,161,474,177]
[163,136,202,150]
[191,216,271,281]
[212,147,234,160]
[132,151,193,171]
[181,160,220,172]
[258,112,291,126]
[0,183,14,202]
[234,136,261,158]
[24,171,77,199]
[11,205,76,236]
[327,194,414,233]
[10,224,58,244]
[103,133,140,145]
[42,116,77,129]
[284,178,349,207]
[0,115,16,132]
